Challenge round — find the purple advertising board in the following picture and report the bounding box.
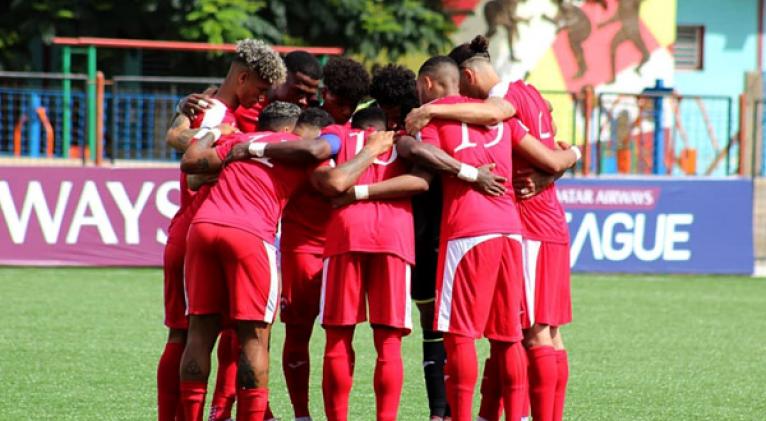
[557,177,754,274]
[0,167,755,274]
[0,166,179,266]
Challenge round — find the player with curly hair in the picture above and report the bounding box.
[322,56,371,124]
[158,38,285,421]
[370,63,451,421]
[370,64,420,132]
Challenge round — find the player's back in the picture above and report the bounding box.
[503,81,569,244]
[420,95,522,241]
[323,124,415,263]
[193,131,312,244]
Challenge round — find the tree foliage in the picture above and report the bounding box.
[0,0,455,71]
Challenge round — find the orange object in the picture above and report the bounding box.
[13,115,27,157]
[617,148,632,173]
[35,107,55,157]
[96,71,105,166]
[679,148,698,175]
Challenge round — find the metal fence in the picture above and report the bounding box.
[0,72,220,162]
[109,76,220,161]
[594,93,734,176]
[0,72,89,159]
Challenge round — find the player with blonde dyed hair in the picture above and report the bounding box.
[157,38,289,421]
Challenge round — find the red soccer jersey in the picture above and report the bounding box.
[490,80,569,244]
[419,95,524,242]
[321,124,415,264]
[280,186,332,254]
[234,98,269,133]
[192,131,314,244]
[166,98,237,246]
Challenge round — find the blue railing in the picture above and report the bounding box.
[0,73,218,162]
[0,86,87,158]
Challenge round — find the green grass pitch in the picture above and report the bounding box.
[1,268,764,420]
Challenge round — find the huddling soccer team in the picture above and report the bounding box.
[157,35,581,421]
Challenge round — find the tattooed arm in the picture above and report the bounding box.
[180,131,224,174]
[166,112,202,153]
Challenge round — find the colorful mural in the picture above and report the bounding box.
[449,0,695,175]
[451,0,677,93]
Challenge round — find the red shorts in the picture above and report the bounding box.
[280,251,324,325]
[163,240,188,329]
[434,234,524,342]
[521,239,572,328]
[320,253,412,332]
[184,222,280,323]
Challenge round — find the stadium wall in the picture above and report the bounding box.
[0,166,754,274]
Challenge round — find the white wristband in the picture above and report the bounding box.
[457,163,479,182]
[354,185,370,201]
[571,145,582,161]
[248,142,267,158]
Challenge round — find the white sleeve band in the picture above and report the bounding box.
[248,142,267,158]
[354,185,370,201]
[571,145,582,161]
[457,163,479,182]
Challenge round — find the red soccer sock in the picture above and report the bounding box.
[553,350,569,421]
[180,380,207,421]
[236,387,268,421]
[498,341,528,421]
[283,324,313,418]
[443,334,478,421]
[158,341,185,421]
[477,354,503,421]
[323,326,356,421]
[528,346,558,421]
[210,329,239,421]
[372,327,405,421]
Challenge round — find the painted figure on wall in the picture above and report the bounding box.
[544,0,592,79]
[599,0,650,83]
[484,0,529,62]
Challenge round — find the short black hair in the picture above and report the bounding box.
[448,35,491,67]
[297,107,334,129]
[418,55,459,78]
[323,57,371,107]
[351,107,387,130]
[370,64,418,108]
[259,101,301,131]
[284,51,322,80]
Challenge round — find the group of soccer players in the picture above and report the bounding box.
[156,34,580,421]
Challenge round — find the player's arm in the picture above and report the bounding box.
[165,113,202,153]
[186,173,219,191]
[311,131,395,197]
[396,135,507,195]
[180,129,225,174]
[224,136,336,166]
[513,167,566,200]
[515,134,580,174]
[405,97,515,134]
[330,167,432,208]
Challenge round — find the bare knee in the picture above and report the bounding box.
[550,326,565,350]
[523,324,553,348]
[167,327,187,344]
